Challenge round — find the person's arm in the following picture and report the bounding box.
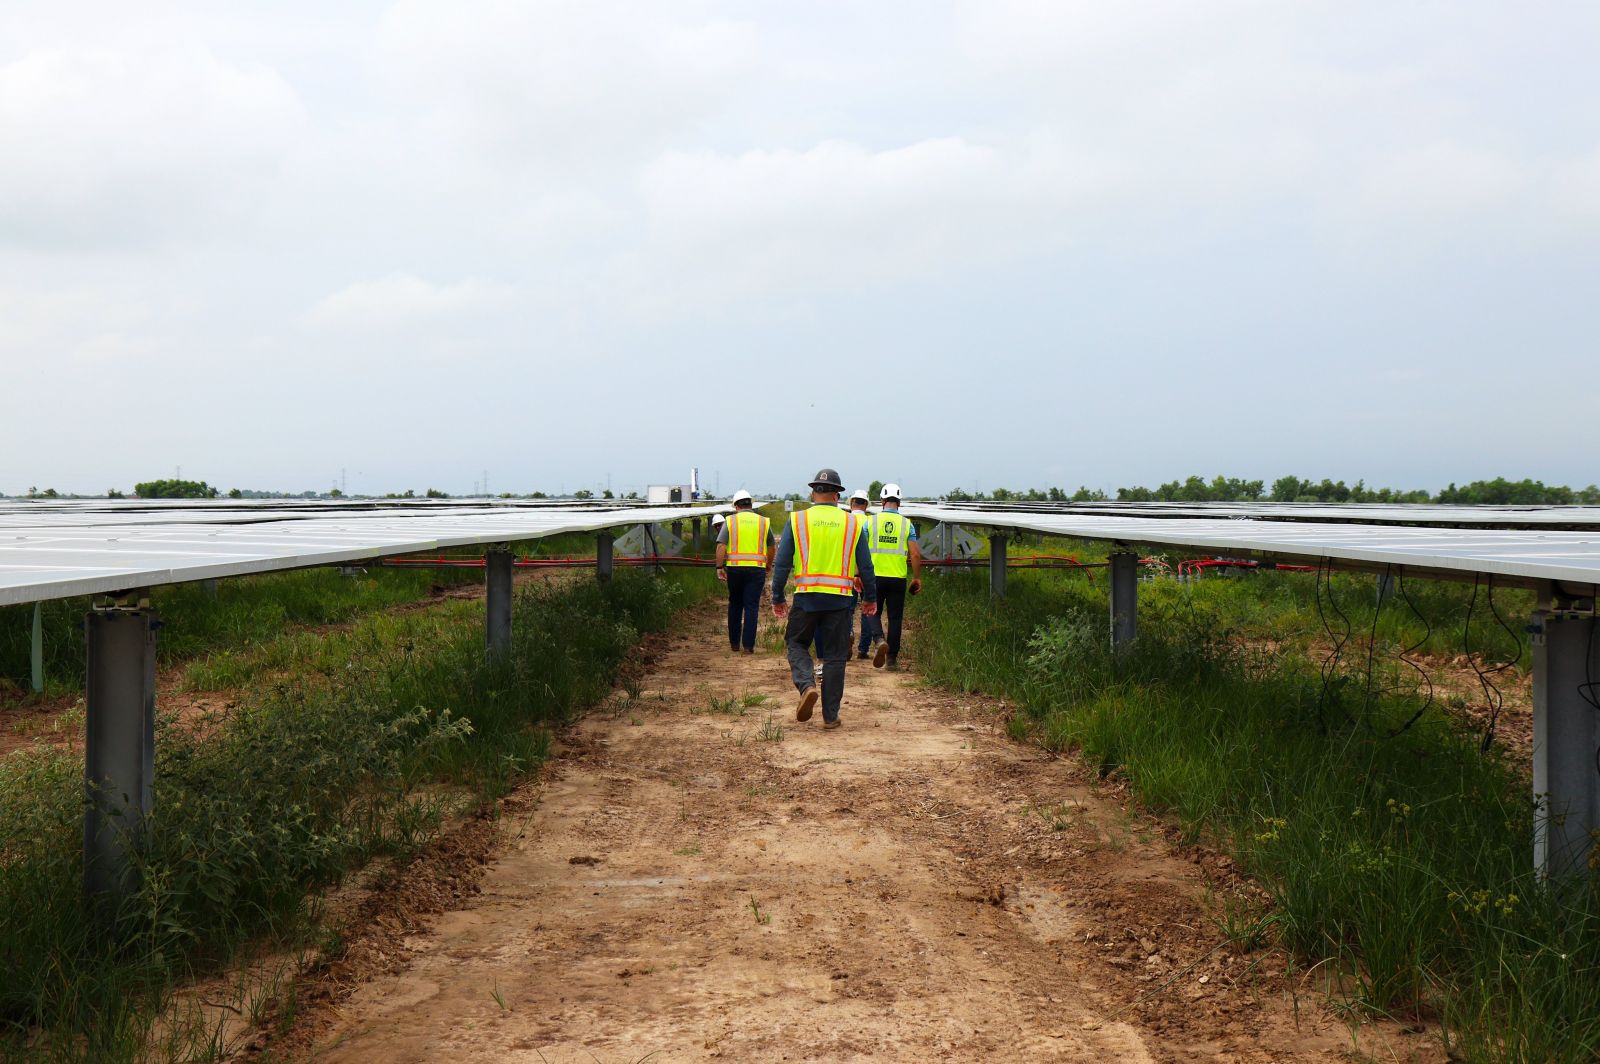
[770,518,796,617]
[856,532,878,615]
[765,525,776,568]
[714,524,730,582]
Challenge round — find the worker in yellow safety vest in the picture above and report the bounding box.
[771,468,878,730]
[714,490,774,654]
[866,483,923,670]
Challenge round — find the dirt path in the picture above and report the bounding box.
[301,601,1443,1064]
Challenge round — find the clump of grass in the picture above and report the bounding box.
[916,568,1600,1063]
[0,568,715,1061]
[756,717,785,743]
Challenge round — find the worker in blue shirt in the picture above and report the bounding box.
[771,468,878,729]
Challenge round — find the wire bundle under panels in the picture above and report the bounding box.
[1314,559,1441,739]
[1462,573,1524,753]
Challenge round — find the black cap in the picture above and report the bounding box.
[808,468,845,491]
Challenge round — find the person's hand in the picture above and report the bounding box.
[772,601,789,619]
[910,578,922,595]
[862,601,878,617]
[716,568,727,583]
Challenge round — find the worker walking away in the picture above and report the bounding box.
[868,484,922,670]
[849,488,884,661]
[772,469,878,730]
[715,490,774,654]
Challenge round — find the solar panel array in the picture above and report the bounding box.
[0,503,724,606]
[925,501,1600,528]
[901,503,1600,589]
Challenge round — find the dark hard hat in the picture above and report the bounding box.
[808,468,845,492]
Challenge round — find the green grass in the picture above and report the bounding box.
[0,567,714,1062]
[916,567,1598,1064]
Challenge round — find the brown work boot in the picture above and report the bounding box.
[797,687,818,722]
[872,642,889,668]
[823,719,842,730]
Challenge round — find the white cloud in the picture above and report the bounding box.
[632,135,1120,307]
[0,43,304,248]
[373,0,756,173]
[306,274,515,331]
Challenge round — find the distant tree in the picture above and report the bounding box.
[1072,486,1108,501]
[134,478,218,499]
[602,488,615,499]
[868,479,885,501]
[946,487,976,502]
[624,491,639,500]
[227,488,243,499]
[1582,485,1600,505]
[574,489,594,499]
[529,491,548,498]
[107,488,126,499]
[425,488,448,498]
[328,487,344,498]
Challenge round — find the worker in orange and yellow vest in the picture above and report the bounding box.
[714,490,774,654]
[771,468,878,730]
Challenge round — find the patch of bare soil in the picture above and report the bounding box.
[272,601,1446,1064]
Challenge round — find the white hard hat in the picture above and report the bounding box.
[850,489,870,504]
[880,483,902,501]
[711,512,725,526]
[732,489,753,504]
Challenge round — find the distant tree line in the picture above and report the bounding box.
[945,476,1600,505]
[134,479,219,499]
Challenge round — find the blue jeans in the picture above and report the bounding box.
[726,567,763,650]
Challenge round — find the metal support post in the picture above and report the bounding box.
[1531,594,1600,879]
[31,602,43,693]
[691,517,703,553]
[940,522,953,569]
[989,535,1007,599]
[1110,552,1138,651]
[84,596,157,902]
[485,547,513,657]
[671,520,682,539]
[597,531,614,583]
[1375,571,1395,607]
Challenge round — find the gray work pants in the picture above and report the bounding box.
[784,606,852,723]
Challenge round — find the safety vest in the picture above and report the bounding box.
[790,505,864,596]
[868,510,913,579]
[725,510,770,568]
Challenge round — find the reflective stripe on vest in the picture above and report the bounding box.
[726,510,770,567]
[869,511,911,579]
[791,505,862,596]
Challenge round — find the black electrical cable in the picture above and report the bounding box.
[1384,570,1436,738]
[1314,558,1352,731]
[1563,614,1600,776]
[1480,576,1523,753]
[1359,565,1388,732]
[1462,575,1521,754]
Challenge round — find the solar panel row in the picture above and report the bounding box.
[0,504,725,606]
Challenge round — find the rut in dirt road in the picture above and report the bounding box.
[305,600,1441,1064]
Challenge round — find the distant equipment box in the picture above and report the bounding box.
[647,484,695,504]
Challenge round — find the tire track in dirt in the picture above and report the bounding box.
[302,601,1445,1063]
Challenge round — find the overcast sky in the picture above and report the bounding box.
[2,1,1597,498]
